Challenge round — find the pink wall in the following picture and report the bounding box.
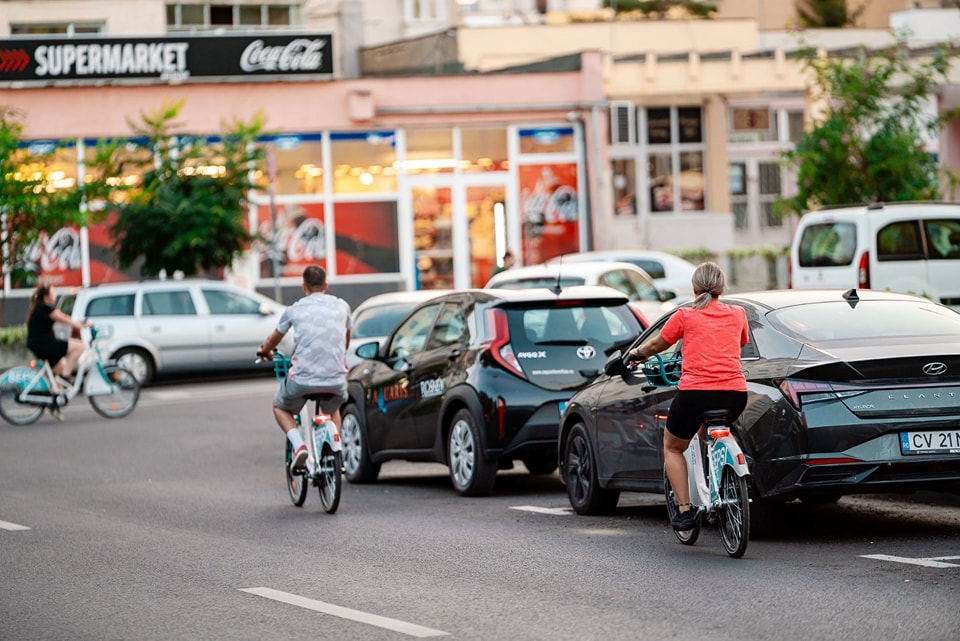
[6,51,606,139]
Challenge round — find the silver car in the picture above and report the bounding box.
[55,279,292,384]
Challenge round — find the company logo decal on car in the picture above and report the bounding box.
[517,351,547,359]
[576,346,596,359]
[420,379,445,398]
[922,362,948,376]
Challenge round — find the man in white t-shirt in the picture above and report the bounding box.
[258,265,353,473]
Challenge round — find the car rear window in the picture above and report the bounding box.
[84,294,135,317]
[489,277,586,290]
[798,222,857,267]
[503,302,640,391]
[768,300,960,343]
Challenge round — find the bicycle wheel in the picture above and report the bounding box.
[663,472,699,545]
[317,445,342,514]
[718,466,750,558]
[0,381,44,425]
[285,439,308,507]
[87,366,140,419]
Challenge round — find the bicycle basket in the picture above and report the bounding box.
[273,356,292,380]
[642,354,682,387]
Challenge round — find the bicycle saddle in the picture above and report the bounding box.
[697,409,731,427]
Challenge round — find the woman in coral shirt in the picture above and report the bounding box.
[629,262,748,532]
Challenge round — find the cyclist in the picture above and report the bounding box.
[258,266,352,474]
[628,262,748,531]
[26,283,92,398]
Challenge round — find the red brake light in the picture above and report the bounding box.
[777,379,835,410]
[857,251,869,288]
[487,308,525,379]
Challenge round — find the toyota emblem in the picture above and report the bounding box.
[922,362,948,376]
[576,345,596,360]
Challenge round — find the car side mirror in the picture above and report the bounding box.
[356,341,380,360]
[260,303,275,316]
[603,350,626,376]
[659,289,677,302]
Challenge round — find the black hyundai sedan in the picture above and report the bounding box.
[559,289,960,533]
[341,286,644,496]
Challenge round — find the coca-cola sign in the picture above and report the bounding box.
[0,33,333,84]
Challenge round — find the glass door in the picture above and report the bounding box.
[467,185,506,288]
[412,186,455,290]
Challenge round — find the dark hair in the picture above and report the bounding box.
[302,265,327,292]
[26,282,52,322]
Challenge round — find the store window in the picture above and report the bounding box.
[519,127,575,154]
[405,128,454,174]
[405,0,445,22]
[611,158,637,217]
[333,201,401,275]
[461,127,508,173]
[255,135,324,195]
[330,131,397,194]
[519,163,579,264]
[646,106,706,213]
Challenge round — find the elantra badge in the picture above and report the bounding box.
[576,346,596,360]
[922,362,948,376]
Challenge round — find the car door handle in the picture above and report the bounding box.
[448,349,463,360]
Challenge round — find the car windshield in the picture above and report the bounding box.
[353,304,417,339]
[768,300,960,343]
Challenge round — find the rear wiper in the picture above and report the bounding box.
[536,339,588,346]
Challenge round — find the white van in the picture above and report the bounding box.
[789,202,960,310]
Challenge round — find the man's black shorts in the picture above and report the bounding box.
[665,390,748,440]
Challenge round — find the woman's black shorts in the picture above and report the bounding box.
[28,338,69,367]
[665,390,748,440]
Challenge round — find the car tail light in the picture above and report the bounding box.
[627,303,649,330]
[804,457,861,465]
[857,251,869,288]
[71,327,81,340]
[777,379,864,411]
[487,308,526,379]
[496,396,506,439]
[786,258,793,289]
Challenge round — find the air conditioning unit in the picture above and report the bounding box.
[609,101,636,145]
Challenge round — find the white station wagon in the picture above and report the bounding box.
[54,279,293,384]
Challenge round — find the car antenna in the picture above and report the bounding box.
[552,255,564,295]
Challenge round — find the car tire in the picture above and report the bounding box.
[521,454,558,475]
[447,408,497,497]
[563,423,619,515]
[112,348,155,386]
[341,403,381,484]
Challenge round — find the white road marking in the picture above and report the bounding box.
[510,505,573,516]
[240,587,449,638]
[861,554,960,568]
[0,519,30,531]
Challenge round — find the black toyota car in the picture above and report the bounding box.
[559,289,960,533]
[340,286,645,496]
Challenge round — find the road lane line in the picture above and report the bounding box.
[510,505,573,516]
[240,587,449,638]
[861,554,960,568]
[0,519,30,531]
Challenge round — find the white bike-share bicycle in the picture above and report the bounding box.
[267,352,343,513]
[0,326,140,424]
[642,354,751,558]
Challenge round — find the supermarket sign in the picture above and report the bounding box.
[0,33,333,84]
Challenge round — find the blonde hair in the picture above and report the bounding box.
[690,261,726,310]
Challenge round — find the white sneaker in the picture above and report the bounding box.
[289,445,308,474]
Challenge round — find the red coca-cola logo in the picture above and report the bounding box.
[0,48,30,73]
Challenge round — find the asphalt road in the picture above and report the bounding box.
[1,377,958,641]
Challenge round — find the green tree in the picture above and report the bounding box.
[97,99,267,278]
[0,106,113,323]
[795,0,865,28]
[780,38,960,217]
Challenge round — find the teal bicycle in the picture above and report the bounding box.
[268,352,342,513]
[641,353,751,558]
[0,326,140,424]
